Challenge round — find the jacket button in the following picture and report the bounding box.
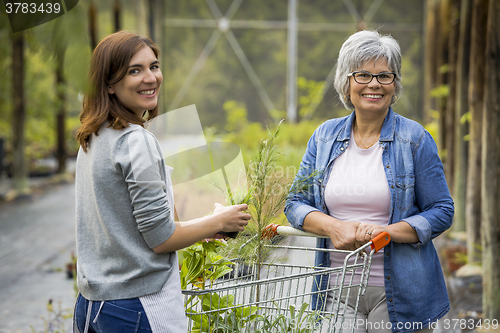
[387,276,391,280]
[389,298,393,302]
[386,252,389,256]
[391,185,394,189]
[386,165,389,168]
[340,147,344,151]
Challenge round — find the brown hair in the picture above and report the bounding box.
[76,31,160,152]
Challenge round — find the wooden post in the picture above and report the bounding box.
[12,31,29,194]
[466,0,488,264]
[149,0,156,41]
[436,0,451,154]
[444,0,461,194]
[481,0,500,320]
[0,137,4,178]
[11,31,28,193]
[452,0,472,232]
[55,51,66,174]
[424,0,438,125]
[89,0,98,50]
[114,0,121,32]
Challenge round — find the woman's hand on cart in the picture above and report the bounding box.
[263,223,390,253]
[328,220,362,251]
[355,223,387,246]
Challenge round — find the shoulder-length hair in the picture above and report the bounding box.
[334,30,402,110]
[76,31,160,152]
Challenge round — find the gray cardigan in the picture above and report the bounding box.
[75,123,177,301]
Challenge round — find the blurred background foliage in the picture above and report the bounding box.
[0,3,90,173]
[163,0,423,127]
[2,0,500,322]
[0,0,424,175]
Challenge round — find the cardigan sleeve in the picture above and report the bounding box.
[113,128,176,248]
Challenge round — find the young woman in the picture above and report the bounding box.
[285,30,454,333]
[74,31,251,333]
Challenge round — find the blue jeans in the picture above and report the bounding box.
[74,293,152,333]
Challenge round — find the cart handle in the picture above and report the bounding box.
[262,224,390,253]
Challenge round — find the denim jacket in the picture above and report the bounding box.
[284,108,454,333]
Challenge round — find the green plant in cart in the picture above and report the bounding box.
[254,303,326,333]
[220,121,292,263]
[180,239,259,332]
[221,120,319,269]
[181,123,324,332]
[179,239,233,290]
[188,293,259,333]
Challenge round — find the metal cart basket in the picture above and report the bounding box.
[182,224,390,333]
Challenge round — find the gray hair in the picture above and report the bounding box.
[334,30,402,110]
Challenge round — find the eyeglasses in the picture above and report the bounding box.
[348,71,397,85]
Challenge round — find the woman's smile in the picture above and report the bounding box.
[138,89,156,96]
[349,58,395,115]
[362,94,383,100]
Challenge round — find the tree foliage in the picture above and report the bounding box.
[163,0,424,127]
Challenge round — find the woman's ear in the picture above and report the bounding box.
[108,86,115,94]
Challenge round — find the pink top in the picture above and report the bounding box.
[325,133,390,287]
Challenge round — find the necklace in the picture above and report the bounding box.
[354,123,380,149]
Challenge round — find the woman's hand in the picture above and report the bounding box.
[152,203,251,254]
[302,212,362,251]
[355,221,419,245]
[327,220,362,251]
[213,203,251,232]
[355,223,387,246]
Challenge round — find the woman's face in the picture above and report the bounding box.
[348,58,395,116]
[108,46,163,117]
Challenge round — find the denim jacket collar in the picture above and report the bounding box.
[337,108,396,142]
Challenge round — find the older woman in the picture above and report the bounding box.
[285,30,454,333]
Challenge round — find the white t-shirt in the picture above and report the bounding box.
[325,133,390,287]
[139,269,188,332]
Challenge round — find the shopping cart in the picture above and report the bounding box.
[182,224,390,333]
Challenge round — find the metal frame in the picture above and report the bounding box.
[183,237,379,332]
[165,0,421,122]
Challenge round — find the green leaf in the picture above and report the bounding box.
[460,112,471,124]
[180,258,189,289]
[220,294,235,308]
[186,254,204,286]
[210,266,233,282]
[200,293,233,313]
[206,251,224,264]
[430,84,449,99]
[202,240,218,253]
